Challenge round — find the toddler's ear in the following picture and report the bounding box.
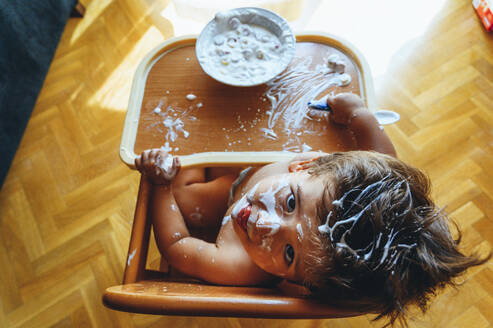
[288,157,320,172]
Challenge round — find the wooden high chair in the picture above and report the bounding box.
[103,32,376,318]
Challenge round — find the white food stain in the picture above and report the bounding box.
[186,93,197,101]
[162,117,187,142]
[222,215,231,226]
[255,179,290,237]
[156,153,174,175]
[296,223,304,242]
[147,48,354,154]
[327,53,346,74]
[146,95,198,151]
[261,236,274,252]
[127,248,137,266]
[318,179,417,269]
[263,52,353,151]
[302,143,312,152]
[160,142,172,153]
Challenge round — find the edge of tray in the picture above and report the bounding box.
[120,32,375,169]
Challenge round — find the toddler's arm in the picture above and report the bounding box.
[328,93,397,157]
[135,149,273,285]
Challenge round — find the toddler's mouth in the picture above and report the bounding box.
[235,204,252,232]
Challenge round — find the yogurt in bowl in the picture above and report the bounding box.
[196,7,296,87]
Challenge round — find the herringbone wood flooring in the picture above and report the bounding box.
[1,0,492,327]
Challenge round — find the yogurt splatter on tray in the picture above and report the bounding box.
[134,42,360,156]
[262,52,353,151]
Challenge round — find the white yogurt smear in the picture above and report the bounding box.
[327,53,346,74]
[160,142,172,153]
[222,215,231,226]
[186,93,197,101]
[146,97,196,152]
[318,180,418,269]
[255,178,290,236]
[262,51,353,151]
[296,223,304,242]
[157,153,174,174]
[127,248,137,266]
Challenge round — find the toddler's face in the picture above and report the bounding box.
[231,171,327,282]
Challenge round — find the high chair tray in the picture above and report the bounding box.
[120,33,375,168]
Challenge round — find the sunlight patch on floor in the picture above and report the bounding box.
[70,0,113,45]
[305,0,448,78]
[88,26,165,111]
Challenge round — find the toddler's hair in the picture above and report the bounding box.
[304,151,490,327]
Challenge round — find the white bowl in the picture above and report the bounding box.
[196,7,296,87]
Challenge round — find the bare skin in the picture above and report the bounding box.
[135,93,397,286]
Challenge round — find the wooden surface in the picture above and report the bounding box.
[1,0,492,327]
[134,39,359,155]
[124,34,367,167]
[103,280,362,319]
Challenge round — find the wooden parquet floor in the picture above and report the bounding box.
[1,0,492,327]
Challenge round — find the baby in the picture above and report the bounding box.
[135,93,489,325]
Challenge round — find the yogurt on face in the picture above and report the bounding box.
[197,9,295,86]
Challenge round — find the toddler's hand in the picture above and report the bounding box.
[135,149,181,185]
[328,93,366,126]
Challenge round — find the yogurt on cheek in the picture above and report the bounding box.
[198,10,294,86]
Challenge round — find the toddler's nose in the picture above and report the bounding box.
[255,212,281,238]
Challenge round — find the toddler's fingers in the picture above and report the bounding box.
[326,94,336,109]
[329,93,350,108]
[174,157,181,174]
[157,149,168,157]
[135,155,142,170]
[150,149,160,157]
[149,149,160,165]
[142,149,150,163]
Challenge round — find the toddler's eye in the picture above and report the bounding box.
[286,194,296,212]
[284,244,294,265]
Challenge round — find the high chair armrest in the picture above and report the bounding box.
[103,280,364,318]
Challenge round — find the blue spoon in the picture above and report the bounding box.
[308,95,400,125]
[307,94,332,112]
